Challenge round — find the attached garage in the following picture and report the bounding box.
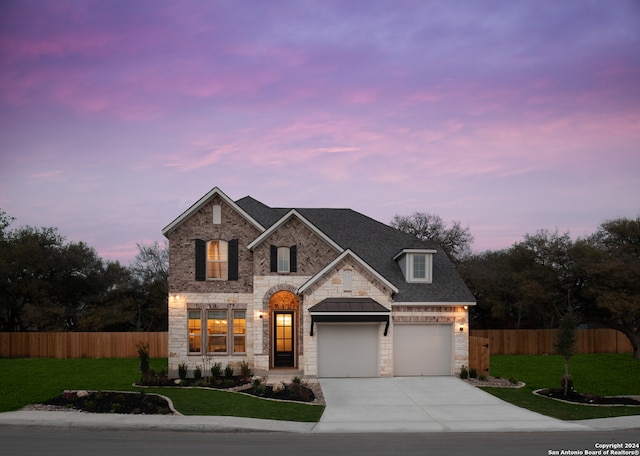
[317,324,380,377]
[309,297,390,378]
[393,324,453,376]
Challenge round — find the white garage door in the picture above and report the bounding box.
[318,324,379,377]
[393,324,452,376]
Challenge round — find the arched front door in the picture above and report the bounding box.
[269,291,299,368]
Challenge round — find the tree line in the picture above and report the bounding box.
[392,212,640,359]
[2,208,638,358]
[0,210,167,332]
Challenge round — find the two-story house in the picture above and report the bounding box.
[162,187,475,378]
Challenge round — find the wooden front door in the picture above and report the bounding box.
[274,311,294,367]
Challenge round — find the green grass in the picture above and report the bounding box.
[483,354,640,420]
[145,387,324,422]
[0,358,324,422]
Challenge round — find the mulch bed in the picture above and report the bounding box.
[535,388,640,406]
[43,391,174,414]
[241,384,316,403]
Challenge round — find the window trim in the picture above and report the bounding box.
[207,310,228,354]
[277,246,290,273]
[188,308,247,355]
[408,253,432,283]
[188,310,202,354]
[233,310,246,354]
[206,240,228,280]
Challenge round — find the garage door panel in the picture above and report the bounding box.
[394,324,452,376]
[318,324,379,378]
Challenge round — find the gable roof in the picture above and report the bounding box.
[236,196,475,304]
[162,187,265,236]
[247,209,343,252]
[297,248,399,295]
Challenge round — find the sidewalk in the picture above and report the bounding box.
[0,408,638,434]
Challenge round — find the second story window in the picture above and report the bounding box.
[207,240,228,279]
[195,239,238,282]
[270,245,297,273]
[277,247,290,272]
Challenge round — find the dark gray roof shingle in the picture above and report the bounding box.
[235,196,475,303]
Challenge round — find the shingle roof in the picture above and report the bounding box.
[235,196,475,304]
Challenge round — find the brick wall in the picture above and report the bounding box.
[167,196,261,293]
[253,217,339,276]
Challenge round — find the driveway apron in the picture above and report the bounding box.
[314,377,591,433]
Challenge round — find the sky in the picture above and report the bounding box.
[1,0,639,265]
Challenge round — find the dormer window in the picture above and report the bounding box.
[394,249,435,283]
[410,254,428,282]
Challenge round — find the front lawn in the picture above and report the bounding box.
[0,358,324,422]
[483,354,640,420]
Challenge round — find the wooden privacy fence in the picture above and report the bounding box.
[0,332,168,359]
[470,328,632,356]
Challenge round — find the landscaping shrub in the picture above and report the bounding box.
[210,362,222,378]
[178,363,188,380]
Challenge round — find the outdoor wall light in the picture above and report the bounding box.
[459,324,464,332]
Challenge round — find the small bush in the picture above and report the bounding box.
[224,364,234,379]
[252,378,266,395]
[478,375,487,382]
[459,365,469,379]
[211,362,222,378]
[469,367,478,379]
[178,363,188,380]
[224,378,236,388]
[239,360,252,380]
[193,365,202,381]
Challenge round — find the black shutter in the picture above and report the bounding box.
[270,245,278,272]
[228,239,239,281]
[195,239,206,281]
[290,245,297,272]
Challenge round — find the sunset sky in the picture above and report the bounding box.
[1,0,639,264]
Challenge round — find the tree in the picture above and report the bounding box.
[0,225,66,331]
[390,212,474,262]
[577,217,640,359]
[128,242,168,331]
[554,307,578,396]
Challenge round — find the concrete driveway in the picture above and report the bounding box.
[314,377,591,433]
